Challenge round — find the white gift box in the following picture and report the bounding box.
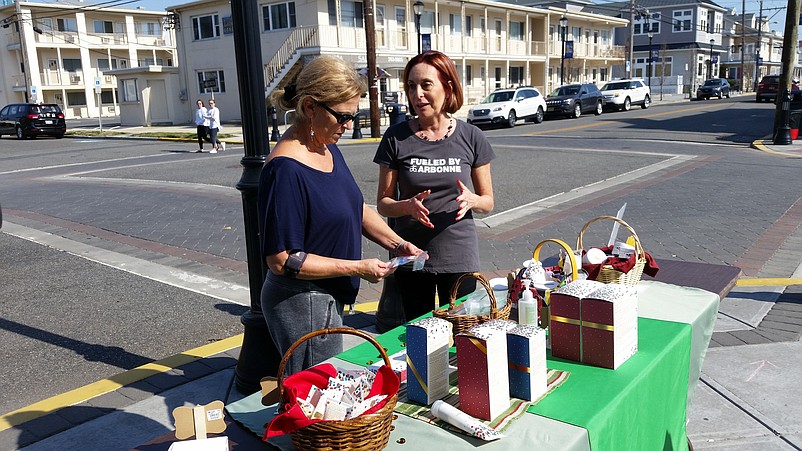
[405,317,453,405]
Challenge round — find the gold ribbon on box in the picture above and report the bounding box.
[407,355,428,394]
[551,315,615,331]
[508,362,531,374]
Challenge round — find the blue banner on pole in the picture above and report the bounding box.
[565,41,574,59]
[650,48,659,62]
[422,34,431,52]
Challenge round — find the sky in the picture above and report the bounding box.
[37,0,801,38]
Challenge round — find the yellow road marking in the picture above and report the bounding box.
[751,139,802,158]
[525,103,717,136]
[0,334,243,432]
[736,278,802,286]
[353,301,379,312]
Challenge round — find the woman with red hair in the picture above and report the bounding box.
[373,50,496,321]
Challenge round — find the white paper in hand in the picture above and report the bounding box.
[389,251,428,271]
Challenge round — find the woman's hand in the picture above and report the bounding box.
[395,240,428,259]
[356,258,395,283]
[455,180,480,221]
[406,190,434,228]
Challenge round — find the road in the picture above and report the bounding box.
[0,95,798,418]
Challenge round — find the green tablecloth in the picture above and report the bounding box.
[338,317,691,451]
[228,281,717,450]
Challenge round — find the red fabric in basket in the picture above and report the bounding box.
[582,245,660,280]
[264,363,400,439]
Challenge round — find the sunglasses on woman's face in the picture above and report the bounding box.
[316,102,358,125]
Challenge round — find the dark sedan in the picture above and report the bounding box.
[696,78,731,100]
[545,83,604,119]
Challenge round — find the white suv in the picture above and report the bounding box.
[467,87,547,128]
[600,79,651,111]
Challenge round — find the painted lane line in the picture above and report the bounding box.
[0,335,243,431]
[3,222,251,306]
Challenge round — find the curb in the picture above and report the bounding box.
[751,138,802,158]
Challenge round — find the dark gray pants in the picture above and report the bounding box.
[261,272,345,376]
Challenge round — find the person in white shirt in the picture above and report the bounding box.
[206,99,225,153]
[194,99,211,153]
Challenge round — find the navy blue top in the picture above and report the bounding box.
[257,144,364,304]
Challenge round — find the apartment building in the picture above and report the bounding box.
[722,11,798,91]
[586,0,729,95]
[168,0,627,123]
[0,0,175,119]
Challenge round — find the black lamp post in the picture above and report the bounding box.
[559,15,568,85]
[708,38,715,80]
[413,1,424,55]
[649,31,654,90]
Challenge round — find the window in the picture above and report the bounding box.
[328,0,337,26]
[572,26,581,42]
[97,58,120,71]
[466,64,472,86]
[57,18,78,32]
[67,91,86,106]
[509,66,524,85]
[341,1,364,28]
[673,10,692,32]
[137,22,161,35]
[655,56,673,77]
[449,14,462,36]
[600,68,607,81]
[192,14,220,40]
[138,58,165,66]
[122,79,139,102]
[465,15,472,37]
[62,58,82,73]
[94,20,113,33]
[636,13,660,35]
[198,70,226,94]
[510,21,524,40]
[263,2,297,31]
[100,91,116,104]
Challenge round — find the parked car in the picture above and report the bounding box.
[0,103,67,139]
[756,74,801,103]
[696,78,731,100]
[600,79,651,111]
[467,86,546,128]
[545,83,604,118]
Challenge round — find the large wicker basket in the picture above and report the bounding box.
[432,272,512,337]
[532,238,578,329]
[276,327,398,451]
[577,215,646,286]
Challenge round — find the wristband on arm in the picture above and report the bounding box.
[283,250,307,279]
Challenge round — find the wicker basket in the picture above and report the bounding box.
[432,272,512,337]
[532,239,578,329]
[276,327,398,451]
[576,215,646,286]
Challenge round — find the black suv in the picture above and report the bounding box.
[0,103,66,139]
[696,78,731,100]
[545,83,604,118]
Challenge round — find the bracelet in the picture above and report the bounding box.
[393,240,406,254]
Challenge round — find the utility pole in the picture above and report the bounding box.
[773,0,800,135]
[363,0,380,138]
[740,0,745,92]
[628,0,635,78]
[754,0,763,91]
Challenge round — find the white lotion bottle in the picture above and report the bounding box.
[518,281,537,326]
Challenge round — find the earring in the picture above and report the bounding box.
[310,127,315,138]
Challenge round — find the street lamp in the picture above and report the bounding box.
[559,15,568,85]
[648,31,654,90]
[708,38,715,80]
[413,1,424,55]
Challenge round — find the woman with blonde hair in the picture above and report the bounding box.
[258,56,424,375]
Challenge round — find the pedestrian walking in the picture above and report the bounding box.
[194,99,211,152]
[206,99,225,153]
[373,50,496,321]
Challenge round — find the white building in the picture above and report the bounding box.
[0,0,176,120]
[167,0,627,123]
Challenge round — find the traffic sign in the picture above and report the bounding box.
[95,77,101,86]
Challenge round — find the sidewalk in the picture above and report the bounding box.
[6,91,802,450]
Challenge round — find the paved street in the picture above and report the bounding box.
[1,95,801,449]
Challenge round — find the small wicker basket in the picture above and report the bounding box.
[432,272,512,337]
[532,238,578,329]
[576,215,646,286]
[276,327,398,451]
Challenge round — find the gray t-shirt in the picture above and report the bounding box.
[373,120,496,273]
